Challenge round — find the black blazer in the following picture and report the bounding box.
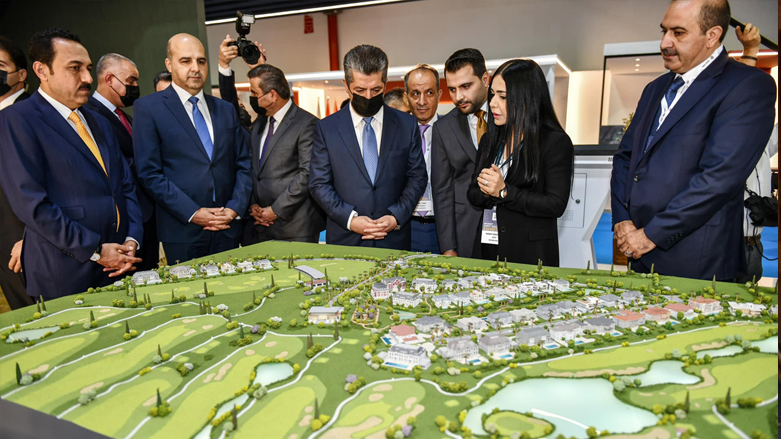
[467,128,574,266]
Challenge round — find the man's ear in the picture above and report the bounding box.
[32,61,48,82]
[706,26,723,48]
[342,78,352,99]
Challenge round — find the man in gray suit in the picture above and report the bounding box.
[431,48,490,258]
[245,64,325,242]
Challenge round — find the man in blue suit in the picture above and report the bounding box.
[309,45,427,250]
[133,34,252,263]
[0,28,142,299]
[611,0,776,281]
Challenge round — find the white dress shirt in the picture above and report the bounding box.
[346,104,385,231]
[414,114,438,217]
[92,91,120,120]
[658,45,723,127]
[171,82,214,144]
[38,87,139,249]
[0,88,25,111]
[467,102,489,148]
[259,98,293,160]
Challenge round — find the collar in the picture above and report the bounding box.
[92,91,117,113]
[38,87,79,119]
[0,88,25,111]
[171,81,205,106]
[468,101,489,121]
[678,45,723,85]
[420,113,438,127]
[270,98,293,125]
[350,102,384,128]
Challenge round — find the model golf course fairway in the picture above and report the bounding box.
[0,242,776,439]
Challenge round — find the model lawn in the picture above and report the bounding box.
[0,241,776,439]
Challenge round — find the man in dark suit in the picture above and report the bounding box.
[0,28,142,300]
[0,36,33,309]
[309,45,427,250]
[133,33,252,263]
[431,49,490,259]
[611,0,776,281]
[83,53,159,271]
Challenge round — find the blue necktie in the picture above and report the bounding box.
[259,117,276,170]
[645,76,685,152]
[416,124,431,217]
[362,117,378,184]
[189,96,214,160]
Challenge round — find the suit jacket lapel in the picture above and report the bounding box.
[81,109,113,179]
[205,95,220,162]
[162,87,210,161]
[374,105,399,183]
[456,112,477,162]
[33,93,111,178]
[336,105,371,184]
[644,50,727,156]
[251,117,266,178]
[260,103,297,173]
[88,97,131,145]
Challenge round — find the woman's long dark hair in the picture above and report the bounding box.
[478,59,564,187]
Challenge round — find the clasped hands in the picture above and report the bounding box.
[249,204,277,227]
[351,215,398,241]
[99,241,142,278]
[615,220,656,259]
[477,165,506,198]
[192,207,238,231]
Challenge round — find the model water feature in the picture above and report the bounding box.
[752,336,778,353]
[192,362,294,439]
[5,326,60,343]
[463,378,658,438]
[696,336,778,359]
[630,361,700,387]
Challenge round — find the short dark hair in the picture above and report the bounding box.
[248,64,291,100]
[404,64,439,92]
[153,70,172,88]
[0,36,27,72]
[699,0,730,42]
[444,48,486,79]
[340,98,350,109]
[343,45,388,85]
[28,28,82,70]
[383,88,407,106]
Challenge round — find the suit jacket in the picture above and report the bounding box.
[249,102,325,240]
[218,70,242,122]
[0,91,143,298]
[309,104,427,250]
[611,49,776,280]
[132,86,252,244]
[431,108,484,257]
[468,129,574,266]
[83,95,154,222]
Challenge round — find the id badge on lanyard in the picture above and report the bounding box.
[481,149,511,245]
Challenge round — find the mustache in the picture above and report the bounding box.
[78,83,91,91]
[455,99,472,106]
[662,48,678,57]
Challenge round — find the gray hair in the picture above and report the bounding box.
[404,63,439,92]
[343,45,388,85]
[96,53,136,77]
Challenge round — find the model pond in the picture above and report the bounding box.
[5,326,60,343]
[463,378,658,438]
[630,361,700,387]
[193,362,294,439]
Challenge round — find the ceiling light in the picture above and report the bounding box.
[635,58,640,61]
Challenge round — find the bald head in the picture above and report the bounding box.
[164,33,208,95]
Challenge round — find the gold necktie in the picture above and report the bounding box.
[475,110,488,144]
[68,111,120,231]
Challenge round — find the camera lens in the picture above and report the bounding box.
[240,41,261,65]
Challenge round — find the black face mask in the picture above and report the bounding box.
[109,74,140,107]
[0,69,20,96]
[351,92,384,117]
[249,96,265,117]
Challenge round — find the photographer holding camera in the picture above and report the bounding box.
[218,12,266,124]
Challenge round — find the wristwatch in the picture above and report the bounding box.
[90,242,103,262]
[499,188,508,199]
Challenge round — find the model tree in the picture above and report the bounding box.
[40,296,47,312]
[203,281,208,296]
[314,398,320,419]
[89,310,96,325]
[725,387,731,407]
[125,321,131,335]
[15,362,22,385]
[333,322,339,340]
[232,405,238,430]
[156,388,162,408]
[684,390,690,413]
[158,344,163,358]
[271,274,276,287]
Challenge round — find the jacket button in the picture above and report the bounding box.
[500,227,507,232]
[623,202,629,209]
[633,175,639,182]
[209,187,214,192]
[210,164,214,169]
[112,223,117,229]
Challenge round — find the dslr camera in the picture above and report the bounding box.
[229,11,261,65]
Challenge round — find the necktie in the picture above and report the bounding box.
[188,96,214,160]
[416,124,431,217]
[68,111,119,231]
[362,117,379,184]
[474,110,488,145]
[115,107,132,135]
[645,76,685,152]
[258,117,276,170]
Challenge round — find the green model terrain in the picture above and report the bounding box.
[0,241,777,439]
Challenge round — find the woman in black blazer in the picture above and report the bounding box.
[467,59,574,266]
